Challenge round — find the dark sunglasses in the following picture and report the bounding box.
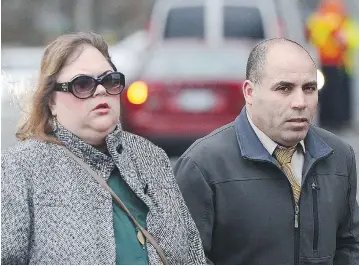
[54,71,125,99]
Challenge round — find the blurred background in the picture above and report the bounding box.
[1,0,359,186]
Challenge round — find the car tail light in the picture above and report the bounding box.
[127,81,148,105]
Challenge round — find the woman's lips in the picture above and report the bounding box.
[93,103,110,114]
[93,108,110,115]
[94,103,110,110]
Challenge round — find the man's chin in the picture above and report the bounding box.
[283,131,308,145]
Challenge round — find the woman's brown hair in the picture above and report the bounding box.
[16,32,117,144]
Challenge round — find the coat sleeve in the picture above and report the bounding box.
[334,145,359,264]
[174,155,214,261]
[1,153,32,265]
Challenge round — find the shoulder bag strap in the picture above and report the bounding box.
[64,148,169,265]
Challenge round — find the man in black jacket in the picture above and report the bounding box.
[174,38,359,264]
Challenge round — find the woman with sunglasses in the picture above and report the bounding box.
[1,32,207,265]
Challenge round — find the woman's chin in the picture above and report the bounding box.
[91,118,118,133]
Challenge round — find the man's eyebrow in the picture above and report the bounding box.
[302,81,317,87]
[270,81,318,90]
[270,81,295,90]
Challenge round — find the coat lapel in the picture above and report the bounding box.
[235,108,278,166]
[302,127,333,183]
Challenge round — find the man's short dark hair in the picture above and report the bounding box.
[246,38,316,84]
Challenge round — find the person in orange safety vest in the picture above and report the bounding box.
[306,0,359,130]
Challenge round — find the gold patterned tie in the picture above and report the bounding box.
[274,146,301,202]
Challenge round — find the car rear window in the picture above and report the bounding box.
[164,6,204,39]
[223,6,264,39]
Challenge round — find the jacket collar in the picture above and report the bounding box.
[235,107,333,164]
[246,111,306,155]
[52,118,154,213]
[52,118,123,177]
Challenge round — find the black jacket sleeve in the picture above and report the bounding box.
[334,145,359,264]
[174,156,214,259]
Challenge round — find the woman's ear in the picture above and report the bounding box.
[49,94,57,116]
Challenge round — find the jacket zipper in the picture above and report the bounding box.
[294,202,300,265]
[311,178,320,255]
[244,153,332,265]
[250,158,301,264]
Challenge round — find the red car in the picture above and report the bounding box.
[120,42,250,155]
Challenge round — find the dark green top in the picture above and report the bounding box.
[107,168,149,265]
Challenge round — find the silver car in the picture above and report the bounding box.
[148,0,320,60]
[147,0,324,90]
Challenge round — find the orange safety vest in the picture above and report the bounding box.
[307,12,348,66]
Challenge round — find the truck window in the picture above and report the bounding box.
[164,6,204,38]
[223,6,265,39]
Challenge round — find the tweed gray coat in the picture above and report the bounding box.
[1,122,207,265]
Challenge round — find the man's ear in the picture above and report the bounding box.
[242,80,255,105]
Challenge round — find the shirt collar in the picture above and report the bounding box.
[246,111,306,155]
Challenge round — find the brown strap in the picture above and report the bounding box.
[64,148,169,265]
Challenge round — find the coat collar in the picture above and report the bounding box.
[246,111,306,155]
[234,107,333,164]
[52,118,149,209]
[52,118,123,178]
